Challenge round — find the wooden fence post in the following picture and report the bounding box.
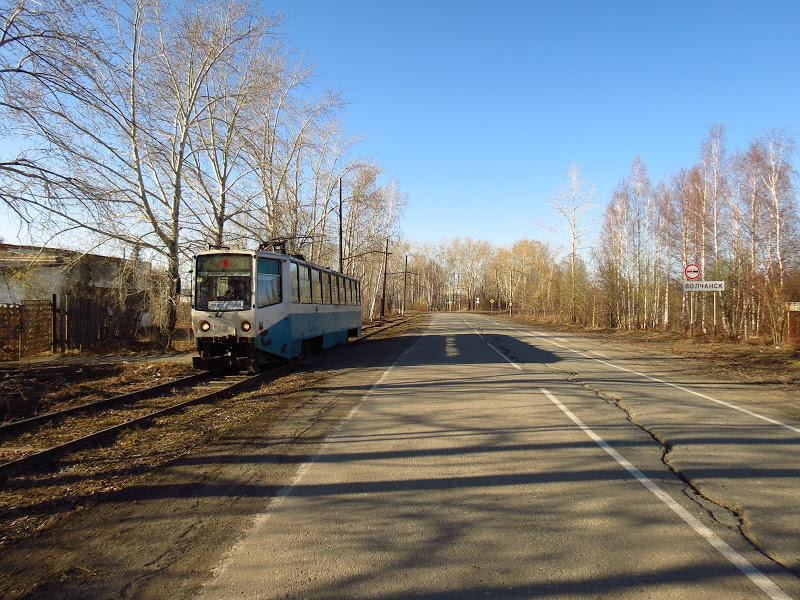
[52,294,58,354]
[59,294,66,354]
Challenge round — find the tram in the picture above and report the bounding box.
[191,243,361,371]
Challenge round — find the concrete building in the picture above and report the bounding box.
[0,243,149,304]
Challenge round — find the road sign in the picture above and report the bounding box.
[683,281,725,292]
[685,264,701,280]
[787,302,800,312]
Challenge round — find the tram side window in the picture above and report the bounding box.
[311,269,323,304]
[256,258,282,307]
[332,275,341,304]
[346,280,353,305]
[299,265,312,303]
[353,280,360,305]
[323,272,332,304]
[290,262,300,303]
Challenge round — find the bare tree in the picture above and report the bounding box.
[182,26,285,250]
[0,0,279,341]
[756,128,797,342]
[241,52,345,245]
[596,187,629,328]
[0,0,103,229]
[540,162,596,322]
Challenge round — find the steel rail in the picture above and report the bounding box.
[0,370,273,480]
[0,318,415,480]
[0,372,212,439]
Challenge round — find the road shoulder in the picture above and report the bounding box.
[0,330,422,600]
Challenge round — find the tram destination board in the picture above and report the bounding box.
[683,281,726,292]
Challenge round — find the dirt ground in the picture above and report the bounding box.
[509,314,800,385]
[0,316,427,600]
[0,313,798,599]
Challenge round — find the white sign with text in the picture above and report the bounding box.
[683,281,725,292]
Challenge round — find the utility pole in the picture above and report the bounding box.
[338,178,344,273]
[402,253,408,315]
[380,238,389,317]
[509,269,514,316]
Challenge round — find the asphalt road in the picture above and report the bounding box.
[200,313,800,600]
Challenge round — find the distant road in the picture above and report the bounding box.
[201,312,800,600]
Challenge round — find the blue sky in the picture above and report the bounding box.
[279,0,800,247]
[2,1,797,251]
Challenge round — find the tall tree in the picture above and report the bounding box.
[541,162,596,322]
[757,128,797,342]
[182,25,284,250]
[1,0,280,340]
[0,0,100,229]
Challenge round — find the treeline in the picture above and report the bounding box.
[0,0,402,335]
[389,126,799,344]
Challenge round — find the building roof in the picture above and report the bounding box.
[0,244,128,269]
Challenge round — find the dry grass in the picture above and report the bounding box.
[506,314,800,385]
[0,316,429,550]
[1,362,197,422]
[0,370,326,549]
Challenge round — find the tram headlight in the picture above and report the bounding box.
[241,320,252,332]
[199,321,211,332]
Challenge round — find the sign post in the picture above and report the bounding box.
[684,264,700,336]
[787,302,800,342]
[684,262,727,338]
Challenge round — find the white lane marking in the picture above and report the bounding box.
[486,341,522,370]
[483,318,800,436]
[541,387,794,600]
[460,316,522,370]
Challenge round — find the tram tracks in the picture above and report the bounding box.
[0,315,424,481]
[0,370,271,480]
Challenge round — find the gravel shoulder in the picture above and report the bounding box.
[0,320,425,600]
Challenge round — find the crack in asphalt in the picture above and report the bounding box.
[480,323,794,578]
[554,363,793,576]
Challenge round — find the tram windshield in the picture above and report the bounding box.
[195,254,252,311]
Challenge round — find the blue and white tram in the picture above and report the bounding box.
[191,245,362,371]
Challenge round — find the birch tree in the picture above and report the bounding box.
[541,162,596,322]
[0,0,101,229]
[757,128,797,342]
[0,0,280,339]
[182,28,284,250]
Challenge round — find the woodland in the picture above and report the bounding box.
[396,127,799,344]
[2,0,798,343]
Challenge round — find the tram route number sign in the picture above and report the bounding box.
[684,264,701,280]
[684,281,725,292]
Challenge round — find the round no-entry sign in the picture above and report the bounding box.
[685,264,701,280]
